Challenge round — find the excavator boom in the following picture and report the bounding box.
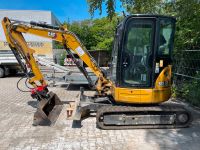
[2,17,110,126]
[2,17,110,91]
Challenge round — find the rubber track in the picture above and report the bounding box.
[96,103,193,130]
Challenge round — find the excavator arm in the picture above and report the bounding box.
[2,17,111,125]
[2,17,111,93]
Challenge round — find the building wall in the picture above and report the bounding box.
[0,10,60,58]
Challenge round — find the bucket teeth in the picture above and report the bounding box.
[33,92,63,126]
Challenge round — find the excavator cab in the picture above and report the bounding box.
[111,15,175,87]
[110,15,176,104]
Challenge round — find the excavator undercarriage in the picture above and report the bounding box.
[96,104,192,129]
[72,88,192,129]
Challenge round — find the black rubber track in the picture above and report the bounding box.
[96,103,193,130]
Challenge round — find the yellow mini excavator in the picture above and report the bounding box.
[2,15,192,129]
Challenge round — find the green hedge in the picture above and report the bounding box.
[173,74,200,107]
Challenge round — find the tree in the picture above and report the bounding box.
[87,0,116,19]
[63,20,97,50]
[64,16,118,51]
[90,17,118,51]
[174,0,200,50]
[87,0,169,19]
[86,0,200,51]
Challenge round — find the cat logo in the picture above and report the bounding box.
[48,32,57,39]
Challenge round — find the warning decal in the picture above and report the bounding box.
[75,46,85,56]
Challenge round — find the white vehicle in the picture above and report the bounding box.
[0,50,20,77]
[0,10,61,77]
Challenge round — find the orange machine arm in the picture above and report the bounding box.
[2,17,111,94]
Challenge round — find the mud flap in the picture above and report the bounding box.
[33,92,63,126]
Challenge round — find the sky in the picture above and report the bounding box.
[0,0,124,23]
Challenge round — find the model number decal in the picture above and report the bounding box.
[158,81,169,87]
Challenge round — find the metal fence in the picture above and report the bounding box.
[53,49,111,67]
[173,50,200,106]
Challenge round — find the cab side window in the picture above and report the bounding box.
[158,20,174,56]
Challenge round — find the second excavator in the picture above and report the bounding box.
[2,14,192,129]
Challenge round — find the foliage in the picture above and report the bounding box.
[59,51,66,66]
[53,41,64,49]
[174,73,200,107]
[64,16,118,51]
[121,0,166,14]
[87,0,170,18]
[174,0,200,51]
[87,0,116,19]
[63,0,200,52]
[86,0,200,51]
[69,20,95,49]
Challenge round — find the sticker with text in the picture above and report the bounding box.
[75,46,85,56]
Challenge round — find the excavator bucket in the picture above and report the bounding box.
[33,92,63,126]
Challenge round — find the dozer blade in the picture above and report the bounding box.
[33,92,63,126]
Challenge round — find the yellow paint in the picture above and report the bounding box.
[112,66,172,104]
[2,18,47,87]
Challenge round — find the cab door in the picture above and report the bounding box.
[120,18,155,88]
